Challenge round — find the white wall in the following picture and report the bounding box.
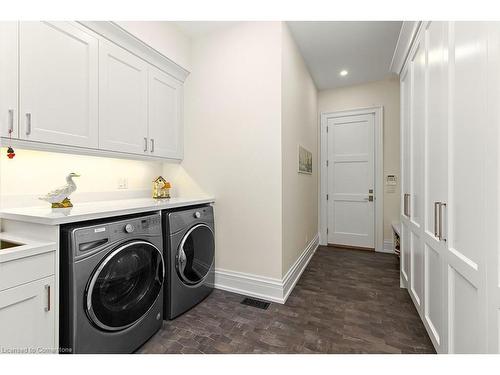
[318,78,400,240]
[281,24,318,276]
[168,22,284,279]
[116,21,191,71]
[0,147,162,208]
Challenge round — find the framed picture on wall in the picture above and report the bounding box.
[298,145,312,174]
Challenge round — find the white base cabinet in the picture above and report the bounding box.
[399,21,499,353]
[0,276,55,353]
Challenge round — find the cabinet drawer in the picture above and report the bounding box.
[0,250,55,291]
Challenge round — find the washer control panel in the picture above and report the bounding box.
[124,223,135,233]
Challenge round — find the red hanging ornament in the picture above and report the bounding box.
[6,127,15,159]
[7,146,15,159]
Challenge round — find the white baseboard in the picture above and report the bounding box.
[282,233,319,301]
[213,269,284,303]
[376,239,395,254]
[214,233,320,304]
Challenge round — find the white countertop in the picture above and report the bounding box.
[0,197,215,225]
[0,232,56,263]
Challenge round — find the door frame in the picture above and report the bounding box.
[319,106,384,253]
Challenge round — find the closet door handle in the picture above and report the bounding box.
[404,194,411,218]
[8,109,14,132]
[403,194,407,216]
[438,202,447,242]
[45,284,51,312]
[434,202,440,238]
[150,138,154,153]
[144,137,148,152]
[25,113,31,135]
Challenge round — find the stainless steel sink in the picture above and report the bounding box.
[0,240,23,250]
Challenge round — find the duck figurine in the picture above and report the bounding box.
[39,172,80,208]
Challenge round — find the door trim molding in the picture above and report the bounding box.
[319,106,384,253]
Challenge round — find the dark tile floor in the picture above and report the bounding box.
[138,246,435,354]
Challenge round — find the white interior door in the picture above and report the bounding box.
[19,22,98,147]
[327,114,375,248]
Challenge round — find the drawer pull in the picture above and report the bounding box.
[45,284,50,312]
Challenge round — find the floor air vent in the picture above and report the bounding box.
[241,298,270,310]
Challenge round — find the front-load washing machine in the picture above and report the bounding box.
[59,212,164,353]
[163,205,215,319]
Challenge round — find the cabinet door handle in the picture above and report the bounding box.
[438,202,447,242]
[404,193,411,218]
[25,113,31,135]
[407,194,411,218]
[45,284,51,312]
[434,201,440,238]
[144,137,148,152]
[403,194,407,216]
[8,109,14,133]
[150,138,154,153]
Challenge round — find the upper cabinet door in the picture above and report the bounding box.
[148,66,184,159]
[99,40,149,155]
[0,22,18,139]
[19,22,98,147]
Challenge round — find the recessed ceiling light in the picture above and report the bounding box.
[340,70,348,77]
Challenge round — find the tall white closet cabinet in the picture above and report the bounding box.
[398,21,499,353]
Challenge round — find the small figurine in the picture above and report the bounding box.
[6,125,15,159]
[39,172,80,208]
[6,146,15,159]
[152,176,171,199]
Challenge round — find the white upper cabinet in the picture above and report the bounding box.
[99,40,149,155]
[19,22,98,147]
[148,66,184,159]
[0,22,18,139]
[0,21,187,160]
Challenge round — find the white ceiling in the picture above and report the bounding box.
[173,21,241,37]
[287,21,402,90]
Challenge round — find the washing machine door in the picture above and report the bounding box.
[86,240,164,331]
[176,224,215,286]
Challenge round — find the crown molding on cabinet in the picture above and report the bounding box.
[77,21,190,83]
[389,21,422,75]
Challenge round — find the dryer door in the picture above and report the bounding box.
[86,240,164,331]
[176,224,215,286]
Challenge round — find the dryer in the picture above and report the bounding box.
[163,205,215,319]
[60,212,164,353]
